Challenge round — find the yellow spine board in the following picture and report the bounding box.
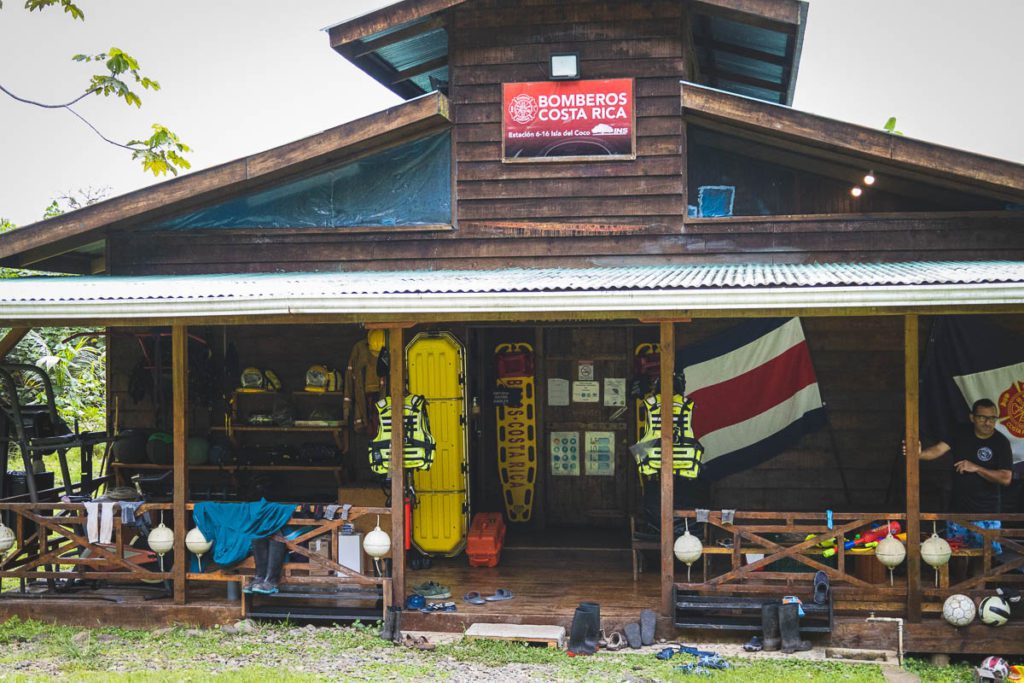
[495,342,537,523]
[406,332,470,557]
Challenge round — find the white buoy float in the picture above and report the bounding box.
[185,527,213,571]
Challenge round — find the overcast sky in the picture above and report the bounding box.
[0,0,1021,227]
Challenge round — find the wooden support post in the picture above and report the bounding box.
[0,327,30,359]
[388,326,405,611]
[904,315,922,622]
[172,325,189,605]
[660,321,675,617]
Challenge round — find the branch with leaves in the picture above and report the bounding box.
[0,1,191,176]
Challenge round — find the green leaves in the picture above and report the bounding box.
[20,0,84,20]
[883,116,904,136]
[128,124,193,176]
[77,47,161,108]
[1,8,190,177]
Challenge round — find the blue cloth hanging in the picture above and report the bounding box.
[193,499,295,566]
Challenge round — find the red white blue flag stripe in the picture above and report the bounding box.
[682,318,826,478]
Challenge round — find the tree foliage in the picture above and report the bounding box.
[0,0,191,176]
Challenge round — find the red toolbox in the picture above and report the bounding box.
[466,512,506,567]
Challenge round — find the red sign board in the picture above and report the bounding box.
[502,78,635,162]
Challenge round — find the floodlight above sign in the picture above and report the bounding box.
[502,78,636,163]
[549,53,580,80]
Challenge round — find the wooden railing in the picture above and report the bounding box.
[673,510,1024,613]
[0,502,391,597]
[0,501,172,584]
[920,512,1024,598]
[673,510,907,602]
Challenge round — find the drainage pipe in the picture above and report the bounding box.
[866,614,904,667]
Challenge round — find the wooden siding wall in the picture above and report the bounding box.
[450,0,688,231]
[108,209,1024,275]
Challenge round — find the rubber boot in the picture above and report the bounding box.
[391,606,403,644]
[779,602,811,654]
[761,601,781,651]
[246,538,269,594]
[567,606,596,655]
[261,539,287,594]
[380,607,394,641]
[579,602,601,651]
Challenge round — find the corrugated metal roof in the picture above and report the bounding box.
[1,262,1022,321]
[4,262,1024,303]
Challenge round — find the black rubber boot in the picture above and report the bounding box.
[567,606,596,655]
[246,538,269,593]
[380,607,395,641]
[391,606,403,644]
[579,602,601,651]
[779,602,811,654]
[761,601,781,651]
[640,608,657,646]
[263,539,287,591]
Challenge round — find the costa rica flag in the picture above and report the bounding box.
[922,316,1024,464]
[681,318,826,478]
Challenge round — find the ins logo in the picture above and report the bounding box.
[507,94,539,124]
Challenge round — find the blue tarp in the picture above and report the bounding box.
[155,131,451,230]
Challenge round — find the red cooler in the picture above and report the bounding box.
[466,512,506,567]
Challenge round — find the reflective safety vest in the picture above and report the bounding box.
[634,393,704,478]
[369,394,435,475]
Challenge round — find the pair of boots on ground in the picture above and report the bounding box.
[568,604,658,654]
[759,601,810,654]
[244,537,286,595]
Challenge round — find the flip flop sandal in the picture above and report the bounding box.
[606,631,627,651]
[463,591,487,605]
[484,588,514,601]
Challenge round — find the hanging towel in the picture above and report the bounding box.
[84,501,100,543]
[193,499,295,567]
[99,502,115,544]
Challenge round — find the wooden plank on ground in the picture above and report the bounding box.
[465,623,565,648]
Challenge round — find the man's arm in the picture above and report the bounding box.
[919,441,951,461]
[953,459,1013,486]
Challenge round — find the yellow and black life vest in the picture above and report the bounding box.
[634,393,704,478]
[369,394,435,475]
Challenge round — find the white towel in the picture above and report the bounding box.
[99,502,115,544]
[84,501,99,543]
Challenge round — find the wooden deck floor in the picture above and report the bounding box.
[2,544,1024,655]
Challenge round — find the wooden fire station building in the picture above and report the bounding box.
[0,0,1022,655]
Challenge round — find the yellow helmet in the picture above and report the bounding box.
[368,329,386,355]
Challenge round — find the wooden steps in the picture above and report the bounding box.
[465,623,566,648]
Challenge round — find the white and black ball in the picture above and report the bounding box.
[942,594,976,627]
[979,596,1011,627]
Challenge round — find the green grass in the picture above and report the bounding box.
[0,617,965,682]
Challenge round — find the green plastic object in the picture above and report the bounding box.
[146,432,174,466]
[186,436,210,465]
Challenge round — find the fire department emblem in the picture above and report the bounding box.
[507,94,539,124]
[998,380,1024,437]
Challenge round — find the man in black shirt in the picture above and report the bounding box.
[920,398,1012,553]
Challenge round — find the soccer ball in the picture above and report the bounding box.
[979,596,1011,627]
[979,656,1009,680]
[942,594,976,627]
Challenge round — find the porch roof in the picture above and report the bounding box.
[2,261,1024,324]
